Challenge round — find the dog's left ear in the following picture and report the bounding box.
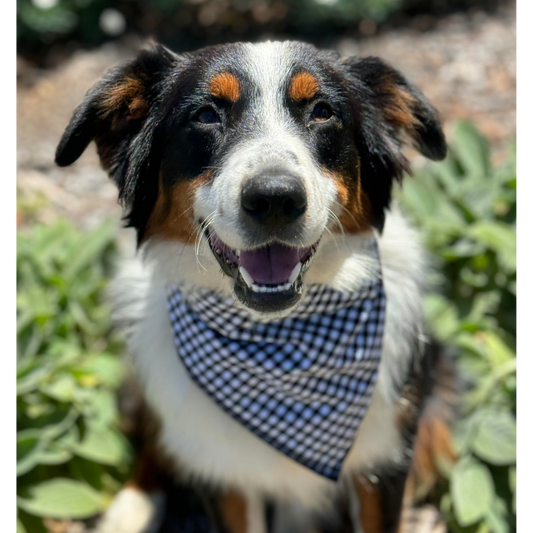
[342,55,447,163]
[338,56,447,230]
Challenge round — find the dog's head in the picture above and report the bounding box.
[56,41,445,316]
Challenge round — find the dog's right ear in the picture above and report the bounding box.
[55,44,180,184]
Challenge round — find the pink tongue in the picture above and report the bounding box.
[240,243,300,285]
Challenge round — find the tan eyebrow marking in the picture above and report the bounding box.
[209,72,240,103]
[289,72,319,101]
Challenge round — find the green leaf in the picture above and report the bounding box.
[469,292,500,320]
[17,418,78,475]
[40,373,78,402]
[72,426,129,466]
[467,221,516,271]
[472,410,516,465]
[441,239,485,260]
[453,121,491,179]
[37,445,73,466]
[63,219,117,280]
[40,407,79,441]
[486,504,510,533]
[17,366,50,395]
[89,389,119,427]
[17,478,103,519]
[75,353,124,388]
[451,456,494,526]
[483,332,515,368]
[453,414,479,456]
[17,429,45,477]
[424,293,460,341]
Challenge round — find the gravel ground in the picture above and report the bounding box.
[16,4,515,532]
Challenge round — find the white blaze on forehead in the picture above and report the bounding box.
[236,42,322,178]
[242,41,298,137]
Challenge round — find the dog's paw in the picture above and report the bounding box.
[95,487,166,533]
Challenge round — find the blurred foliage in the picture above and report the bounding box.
[17,0,505,65]
[17,220,131,532]
[402,121,516,533]
[16,0,402,53]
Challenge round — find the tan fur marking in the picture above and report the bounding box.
[210,72,240,103]
[128,96,150,121]
[354,476,386,533]
[381,83,421,132]
[405,415,456,502]
[100,77,148,121]
[219,490,248,533]
[145,171,212,243]
[398,350,457,504]
[324,166,372,234]
[289,72,319,101]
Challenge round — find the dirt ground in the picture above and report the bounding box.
[16,3,515,532]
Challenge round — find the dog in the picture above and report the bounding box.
[55,41,455,533]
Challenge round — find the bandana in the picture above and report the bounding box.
[167,242,386,480]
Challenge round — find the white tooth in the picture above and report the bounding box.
[236,249,241,258]
[239,267,254,288]
[261,287,268,293]
[288,262,302,284]
[251,284,260,292]
[284,283,291,290]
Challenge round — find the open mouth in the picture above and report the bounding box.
[204,228,319,313]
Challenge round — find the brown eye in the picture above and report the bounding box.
[311,103,333,122]
[194,106,221,125]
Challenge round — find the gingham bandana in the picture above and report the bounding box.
[167,243,386,480]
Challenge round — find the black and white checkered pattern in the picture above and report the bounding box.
[167,243,386,480]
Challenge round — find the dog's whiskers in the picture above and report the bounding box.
[332,201,363,232]
[194,212,218,272]
[325,207,349,255]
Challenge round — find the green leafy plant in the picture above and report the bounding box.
[402,121,516,533]
[17,219,131,533]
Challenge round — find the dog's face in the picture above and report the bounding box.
[56,41,445,315]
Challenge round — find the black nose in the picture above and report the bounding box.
[241,173,307,226]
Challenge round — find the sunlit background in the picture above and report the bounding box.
[17,1,516,532]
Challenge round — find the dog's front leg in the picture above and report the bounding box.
[347,471,408,533]
[95,445,167,533]
[202,489,269,533]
